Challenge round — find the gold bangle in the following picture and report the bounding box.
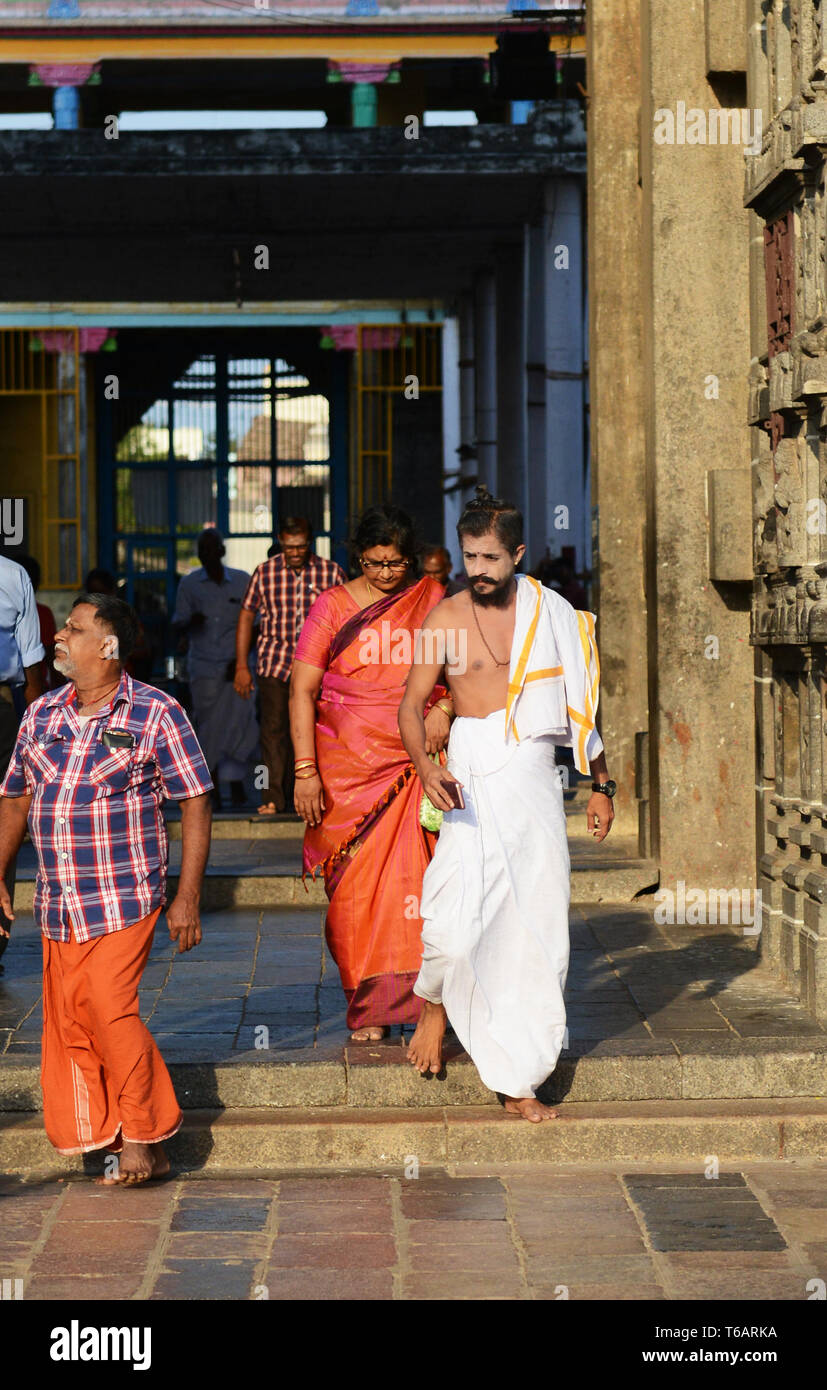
[435,701,454,718]
[294,769,319,780]
[294,760,317,770]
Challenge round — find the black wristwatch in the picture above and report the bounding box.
[591,780,617,799]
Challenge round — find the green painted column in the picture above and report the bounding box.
[351,82,378,128]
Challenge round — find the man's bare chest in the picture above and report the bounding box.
[446,613,514,681]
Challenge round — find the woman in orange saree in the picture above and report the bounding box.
[290,507,452,1041]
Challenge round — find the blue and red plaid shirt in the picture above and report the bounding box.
[0,671,213,942]
[242,553,347,680]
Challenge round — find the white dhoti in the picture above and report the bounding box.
[189,674,260,781]
[414,709,571,1099]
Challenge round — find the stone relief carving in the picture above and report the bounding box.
[775,434,806,562]
[806,573,827,636]
[815,0,826,80]
[754,449,778,573]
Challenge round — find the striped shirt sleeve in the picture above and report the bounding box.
[155,702,214,801]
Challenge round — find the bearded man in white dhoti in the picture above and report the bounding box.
[399,487,615,1122]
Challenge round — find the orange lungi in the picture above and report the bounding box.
[41,906,183,1156]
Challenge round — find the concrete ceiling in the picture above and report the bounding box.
[0,120,584,302]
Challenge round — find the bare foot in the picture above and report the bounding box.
[503,1096,558,1123]
[350,1025,390,1042]
[256,802,277,816]
[96,1141,171,1185]
[406,1001,447,1075]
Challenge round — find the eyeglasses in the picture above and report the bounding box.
[360,558,409,574]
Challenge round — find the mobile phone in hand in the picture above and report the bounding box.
[444,779,465,810]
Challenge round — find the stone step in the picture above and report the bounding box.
[3,1036,826,1113]
[10,860,328,909]
[164,783,595,840]
[166,812,304,840]
[2,1097,826,1176]
[11,850,658,911]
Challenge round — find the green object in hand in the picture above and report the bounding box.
[419,752,444,832]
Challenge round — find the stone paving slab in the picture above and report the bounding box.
[1,903,822,1058]
[1,1161,824,1301]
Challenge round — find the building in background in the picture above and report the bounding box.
[0,0,590,681]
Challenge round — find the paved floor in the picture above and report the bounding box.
[2,898,824,1061]
[1,1163,825,1300]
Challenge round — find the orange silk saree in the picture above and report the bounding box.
[295,576,446,1029]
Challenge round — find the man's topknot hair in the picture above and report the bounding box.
[456,485,524,554]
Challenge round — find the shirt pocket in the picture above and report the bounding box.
[87,746,136,795]
[23,733,67,786]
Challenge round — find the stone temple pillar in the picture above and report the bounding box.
[587,0,649,841]
[473,269,498,492]
[457,291,477,490]
[525,217,549,571]
[495,242,529,531]
[543,177,587,578]
[591,0,754,875]
[441,316,463,551]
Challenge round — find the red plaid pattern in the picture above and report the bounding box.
[0,671,213,942]
[242,553,346,680]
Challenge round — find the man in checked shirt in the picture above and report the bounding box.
[0,593,213,1183]
[234,517,345,816]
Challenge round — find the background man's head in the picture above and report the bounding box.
[456,487,525,607]
[278,516,313,571]
[197,527,225,571]
[54,594,140,683]
[19,555,41,592]
[84,568,118,597]
[422,545,452,586]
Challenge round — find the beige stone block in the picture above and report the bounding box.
[704,0,748,74]
[707,468,753,580]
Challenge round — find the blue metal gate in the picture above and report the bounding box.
[97,340,348,680]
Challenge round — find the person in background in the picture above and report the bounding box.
[85,568,117,593]
[422,544,465,596]
[172,528,258,811]
[235,518,346,817]
[290,505,452,1041]
[0,592,212,1181]
[19,555,60,691]
[532,553,589,611]
[0,554,44,969]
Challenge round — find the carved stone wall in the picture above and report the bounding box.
[747,0,827,1019]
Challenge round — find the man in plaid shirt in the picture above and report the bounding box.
[235,517,345,815]
[0,592,213,1183]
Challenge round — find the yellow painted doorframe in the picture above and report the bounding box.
[0,327,81,588]
[354,321,442,514]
